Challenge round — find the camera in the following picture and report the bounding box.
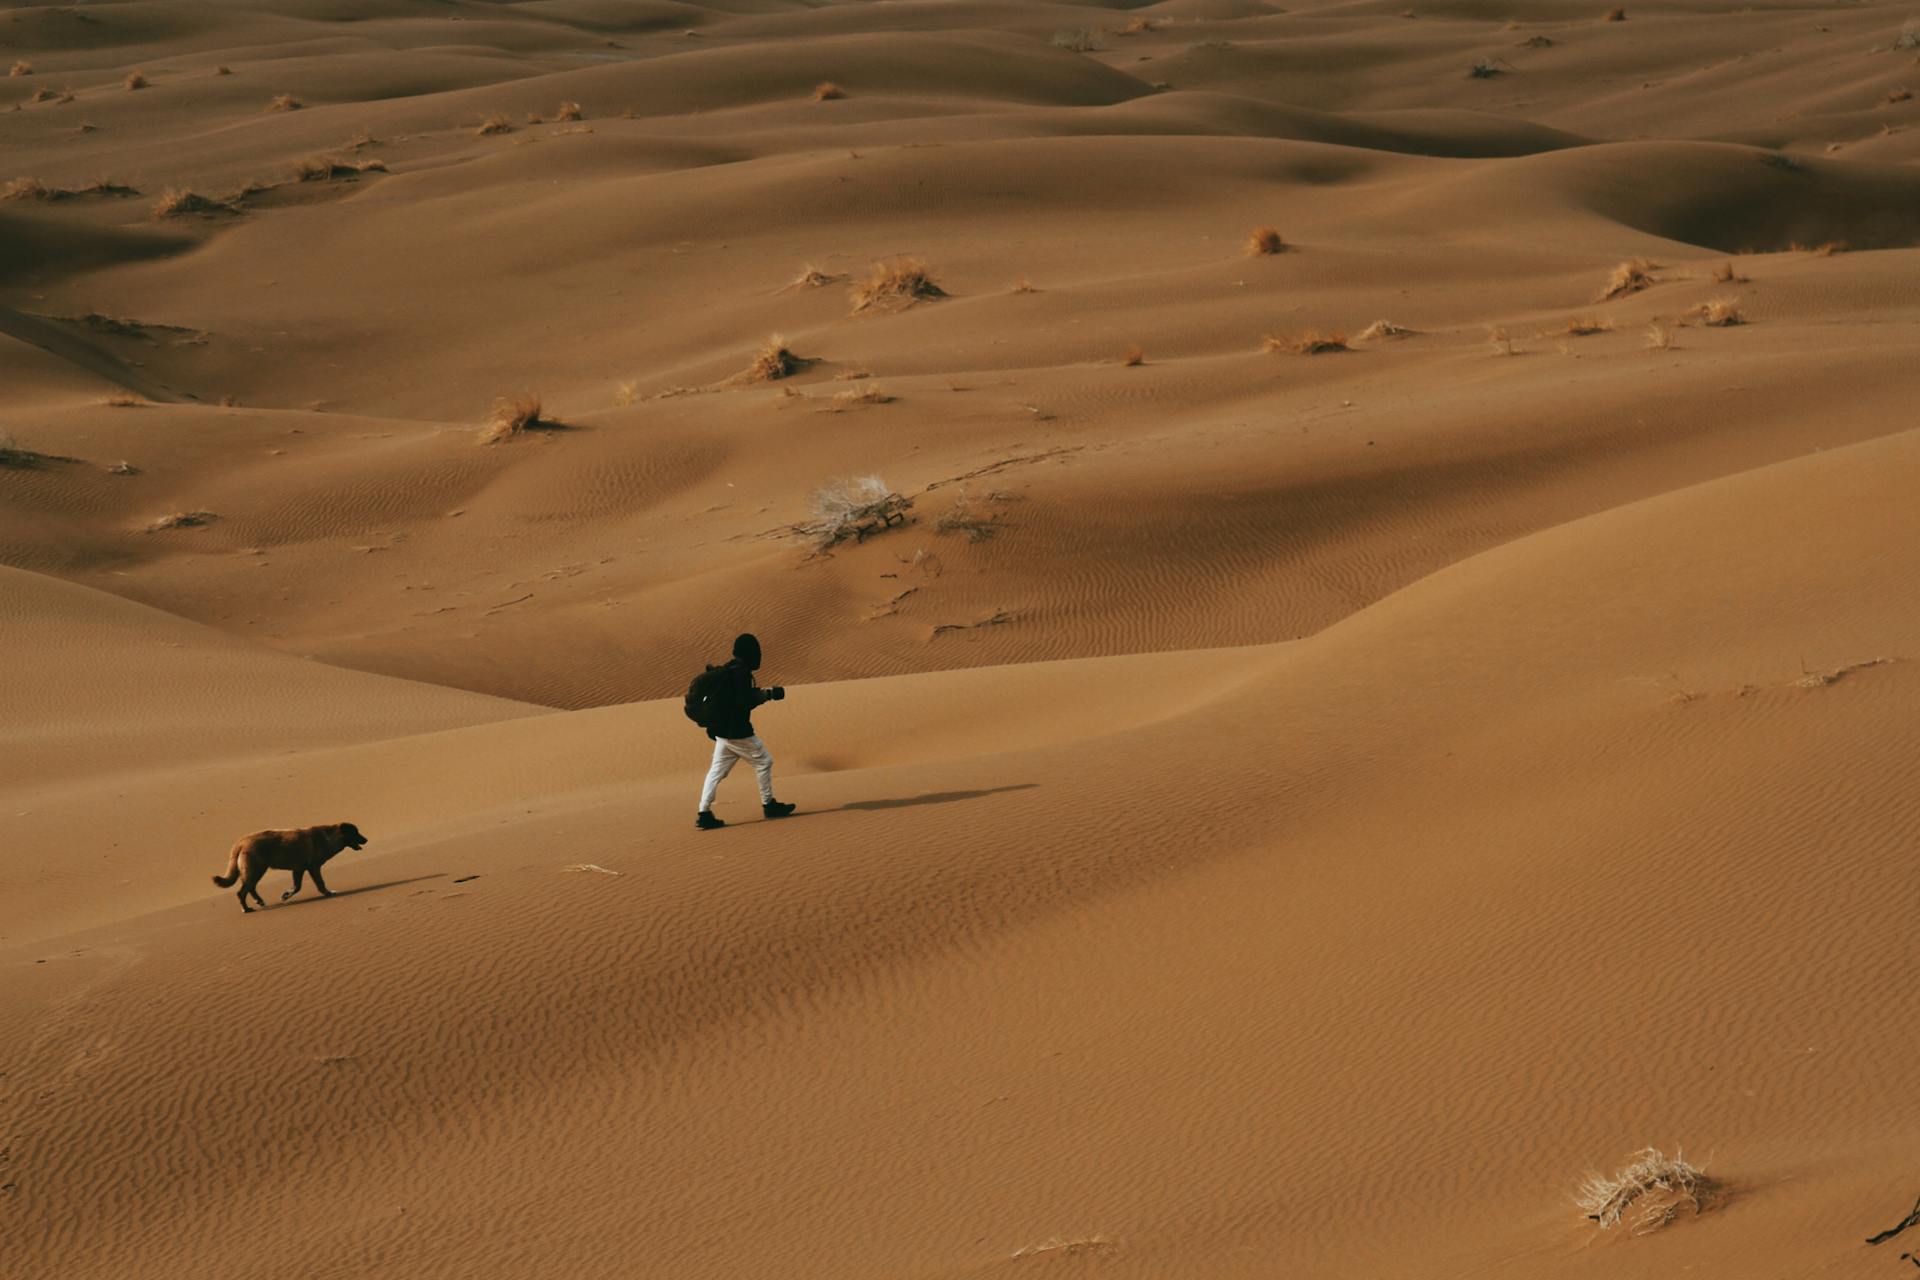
[767,686,785,700]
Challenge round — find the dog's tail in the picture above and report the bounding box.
[211,844,242,888]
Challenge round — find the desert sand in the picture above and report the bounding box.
[4,2,1919,1276]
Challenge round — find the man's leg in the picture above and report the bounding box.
[699,737,739,813]
[740,736,775,804]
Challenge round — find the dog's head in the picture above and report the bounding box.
[334,822,368,851]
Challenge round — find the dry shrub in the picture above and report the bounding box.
[1519,34,1555,48]
[268,94,302,112]
[1600,259,1657,300]
[742,334,810,382]
[830,384,894,410]
[1468,57,1503,79]
[1565,316,1612,336]
[802,475,912,550]
[615,381,639,407]
[1889,87,1914,104]
[1010,277,1038,293]
[481,394,562,443]
[125,69,149,90]
[1711,260,1746,283]
[9,60,32,77]
[1487,325,1519,355]
[849,257,945,312]
[216,65,234,76]
[1896,19,1920,49]
[1577,1149,1716,1234]
[813,82,845,101]
[146,510,216,531]
[2,177,51,202]
[934,490,1002,541]
[102,393,147,407]
[556,100,584,121]
[153,188,236,218]
[27,87,74,105]
[1114,16,1163,35]
[1121,343,1145,366]
[1792,239,1849,255]
[476,113,512,136]
[1356,319,1413,341]
[1246,225,1286,256]
[1694,297,1743,326]
[1052,28,1098,53]
[1604,6,1627,20]
[346,129,378,150]
[1644,320,1676,350]
[108,460,139,475]
[1266,329,1349,355]
[295,154,387,182]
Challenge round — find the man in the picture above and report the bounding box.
[688,632,796,830]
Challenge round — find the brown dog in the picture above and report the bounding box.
[212,822,368,913]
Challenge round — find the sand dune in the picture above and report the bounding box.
[5,2,1918,1277]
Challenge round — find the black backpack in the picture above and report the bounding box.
[683,664,728,729]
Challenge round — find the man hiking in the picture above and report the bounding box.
[685,632,796,830]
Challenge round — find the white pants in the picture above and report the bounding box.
[699,735,774,811]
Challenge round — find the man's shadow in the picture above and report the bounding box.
[834,783,1038,812]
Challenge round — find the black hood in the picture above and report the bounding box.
[732,633,762,670]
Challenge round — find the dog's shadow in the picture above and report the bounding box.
[835,783,1038,812]
[273,873,445,909]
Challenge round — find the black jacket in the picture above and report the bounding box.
[704,659,769,740]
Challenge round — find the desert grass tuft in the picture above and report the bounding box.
[849,257,945,313]
[1564,315,1612,336]
[294,154,387,182]
[1266,329,1349,355]
[1599,258,1657,301]
[1052,28,1099,53]
[1246,225,1287,256]
[152,188,236,218]
[1896,19,1920,50]
[0,433,45,468]
[829,384,895,410]
[1487,325,1520,355]
[1115,16,1163,35]
[1889,87,1913,104]
[481,394,563,443]
[1577,1148,1716,1234]
[1791,239,1849,256]
[267,93,302,112]
[476,113,512,137]
[215,65,234,77]
[124,69,149,90]
[1644,320,1677,350]
[555,99,584,121]
[1519,34,1555,48]
[1120,343,1145,367]
[9,60,32,77]
[1355,319,1413,341]
[784,264,839,290]
[813,82,845,101]
[146,510,216,531]
[101,392,148,407]
[742,334,811,382]
[1468,57,1504,78]
[1694,297,1743,326]
[1010,277,1039,293]
[3,177,52,202]
[1604,6,1627,20]
[1711,260,1747,283]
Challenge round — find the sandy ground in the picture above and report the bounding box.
[4,2,1919,1276]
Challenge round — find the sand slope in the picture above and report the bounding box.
[4,2,1918,1277]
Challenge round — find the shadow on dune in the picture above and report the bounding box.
[274,873,445,909]
[835,784,1038,812]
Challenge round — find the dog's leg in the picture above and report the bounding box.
[310,866,334,898]
[238,883,253,913]
[281,867,306,902]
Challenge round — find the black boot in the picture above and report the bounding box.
[696,810,726,830]
[762,799,796,819]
